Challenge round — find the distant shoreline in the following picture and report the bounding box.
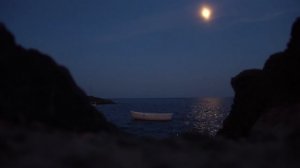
[88,96,115,105]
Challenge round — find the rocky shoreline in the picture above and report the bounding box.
[1,126,298,168]
[0,17,300,167]
[88,96,115,105]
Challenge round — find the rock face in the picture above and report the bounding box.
[251,104,300,139]
[218,17,300,139]
[0,23,115,132]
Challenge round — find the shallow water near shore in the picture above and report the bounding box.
[98,97,232,138]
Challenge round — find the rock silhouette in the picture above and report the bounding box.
[218,17,300,139]
[0,23,115,132]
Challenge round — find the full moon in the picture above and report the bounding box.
[200,6,212,21]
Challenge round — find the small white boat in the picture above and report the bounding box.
[130,111,173,121]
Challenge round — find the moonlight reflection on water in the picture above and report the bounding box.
[187,98,230,135]
[99,98,232,138]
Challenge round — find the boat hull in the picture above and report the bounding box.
[130,111,173,121]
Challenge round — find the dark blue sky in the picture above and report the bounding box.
[1,0,300,98]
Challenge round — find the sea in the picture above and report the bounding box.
[97,97,232,139]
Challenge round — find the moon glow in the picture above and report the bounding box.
[200,6,212,21]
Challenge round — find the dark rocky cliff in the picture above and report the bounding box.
[218,17,300,139]
[0,23,115,132]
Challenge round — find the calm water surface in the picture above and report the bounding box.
[98,97,232,138]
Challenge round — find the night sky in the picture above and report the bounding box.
[1,0,300,98]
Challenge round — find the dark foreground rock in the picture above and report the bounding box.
[218,17,300,139]
[0,23,115,132]
[0,126,299,168]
